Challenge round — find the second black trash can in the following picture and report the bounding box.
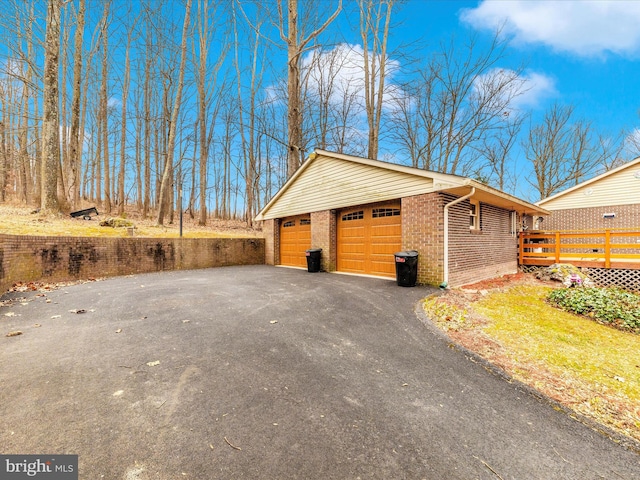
[394,250,419,287]
[305,248,322,272]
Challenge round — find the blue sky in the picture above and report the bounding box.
[3,0,639,209]
[395,0,640,151]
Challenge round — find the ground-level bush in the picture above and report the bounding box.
[547,287,640,333]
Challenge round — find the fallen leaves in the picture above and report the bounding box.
[5,331,22,337]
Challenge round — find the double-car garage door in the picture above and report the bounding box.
[280,202,402,278]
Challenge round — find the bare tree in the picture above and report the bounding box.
[525,103,604,200]
[233,2,266,224]
[301,45,365,154]
[194,0,228,225]
[68,0,85,208]
[479,111,525,192]
[359,0,393,159]
[389,32,526,177]
[117,7,137,216]
[98,0,111,212]
[277,0,342,178]
[157,0,192,225]
[41,0,62,214]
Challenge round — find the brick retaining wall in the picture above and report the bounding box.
[0,235,265,293]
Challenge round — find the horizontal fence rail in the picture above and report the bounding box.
[519,229,640,270]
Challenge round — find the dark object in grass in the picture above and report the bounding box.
[70,207,99,220]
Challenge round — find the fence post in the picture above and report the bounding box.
[555,232,561,263]
[605,229,611,268]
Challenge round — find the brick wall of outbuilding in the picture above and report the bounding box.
[263,219,276,265]
[0,235,264,294]
[444,194,518,287]
[401,193,445,286]
[542,204,640,231]
[311,210,336,272]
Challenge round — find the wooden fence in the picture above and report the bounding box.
[519,229,640,269]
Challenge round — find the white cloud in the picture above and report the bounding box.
[511,71,557,109]
[473,68,556,111]
[301,43,403,112]
[107,97,122,109]
[460,1,640,57]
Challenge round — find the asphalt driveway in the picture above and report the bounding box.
[1,265,638,479]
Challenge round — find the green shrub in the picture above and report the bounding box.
[547,287,640,333]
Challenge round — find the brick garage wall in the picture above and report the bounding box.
[0,235,264,293]
[543,204,640,231]
[311,210,336,272]
[402,193,445,286]
[262,219,276,265]
[445,193,518,287]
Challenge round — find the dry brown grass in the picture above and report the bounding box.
[0,204,261,239]
[424,273,640,447]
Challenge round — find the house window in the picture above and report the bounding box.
[469,199,480,230]
[300,218,311,225]
[283,220,295,228]
[341,210,364,221]
[372,208,400,218]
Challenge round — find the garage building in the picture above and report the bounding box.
[256,149,547,287]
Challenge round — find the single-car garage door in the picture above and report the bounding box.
[337,202,401,278]
[280,215,311,268]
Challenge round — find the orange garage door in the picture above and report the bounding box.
[337,202,401,278]
[280,215,311,268]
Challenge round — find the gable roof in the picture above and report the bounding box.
[255,149,548,221]
[537,156,640,210]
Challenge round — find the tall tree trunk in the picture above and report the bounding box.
[278,0,342,178]
[157,0,192,225]
[100,1,111,213]
[142,18,152,217]
[118,24,133,216]
[69,0,85,208]
[41,0,62,214]
[360,0,393,160]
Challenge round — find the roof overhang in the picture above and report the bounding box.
[440,180,549,216]
[255,149,548,221]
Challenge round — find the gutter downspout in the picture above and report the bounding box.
[442,187,475,288]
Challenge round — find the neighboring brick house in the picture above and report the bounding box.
[537,157,640,231]
[255,149,547,288]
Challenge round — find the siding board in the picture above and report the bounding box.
[540,158,640,210]
[261,156,436,219]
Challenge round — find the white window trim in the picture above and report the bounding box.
[469,199,480,230]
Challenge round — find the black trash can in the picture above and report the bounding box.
[305,248,322,273]
[394,250,419,287]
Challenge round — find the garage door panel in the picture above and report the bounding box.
[280,215,311,268]
[337,203,401,278]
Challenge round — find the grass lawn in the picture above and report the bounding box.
[0,205,260,239]
[425,281,640,444]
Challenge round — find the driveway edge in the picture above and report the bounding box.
[413,298,640,456]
